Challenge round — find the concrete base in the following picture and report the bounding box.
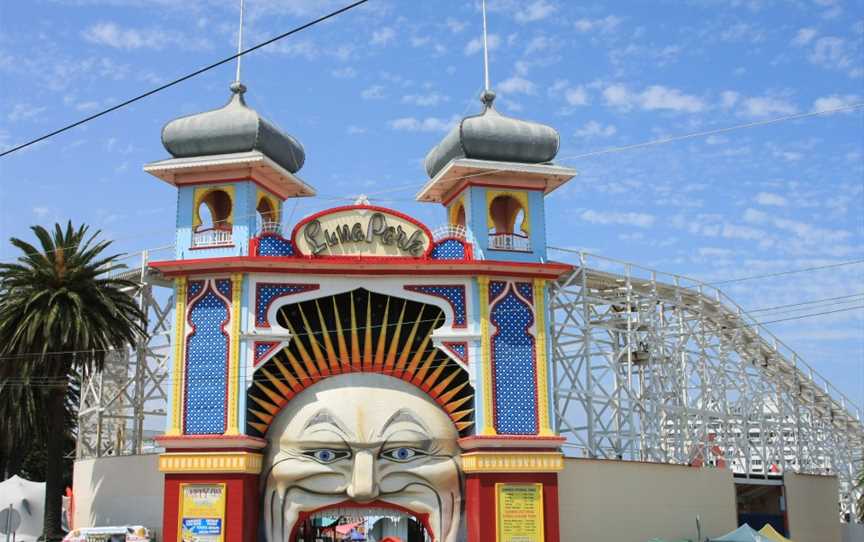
[558,458,737,542]
[842,522,864,542]
[785,472,841,542]
[72,455,163,539]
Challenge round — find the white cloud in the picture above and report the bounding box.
[574,121,616,138]
[7,103,46,122]
[755,192,788,207]
[82,22,208,50]
[580,209,655,228]
[371,27,396,46]
[792,27,818,46]
[361,85,386,100]
[603,84,705,113]
[331,67,357,79]
[32,207,50,218]
[514,0,556,23]
[640,85,705,112]
[719,22,764,43]
[388,116,459,132]
[739,96,798,118]
[525,35,554,54]
[574,15,622,34]
[464,34,500,55]
[498,76,536,95]
[697,247,735,258]
[720,90,739,109]
[564,86,589,106]
[812,94,861,112]
[401,92,449,107]
[445,18,467,33]
[808,36,862,77]
[346,125,366,135]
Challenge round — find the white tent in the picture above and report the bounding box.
[0,475,46,542]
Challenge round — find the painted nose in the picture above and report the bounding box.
[347,450,379,502]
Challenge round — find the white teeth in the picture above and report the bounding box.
[308,507,415,520]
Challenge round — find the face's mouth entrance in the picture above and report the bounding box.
[291,502,434,542]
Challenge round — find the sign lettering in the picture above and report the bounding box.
[179,483,226,542]
[292,206,432,258]
[496,483,544,542]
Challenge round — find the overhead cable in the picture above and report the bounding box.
[0,0,370,159]
[560,102,864,161]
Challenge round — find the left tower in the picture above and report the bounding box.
[144,82,313,542]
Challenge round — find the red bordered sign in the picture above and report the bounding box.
[291,205,433,258]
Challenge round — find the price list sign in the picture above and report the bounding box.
[495,483,545,542]
[179,483,226,542]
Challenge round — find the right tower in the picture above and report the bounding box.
[418,89,577,542]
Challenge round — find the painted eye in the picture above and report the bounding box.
[303,449,350,464]
[382,447,424,462]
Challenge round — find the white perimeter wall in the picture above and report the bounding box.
[72,455,163,539]
[784,472,841,542]
[842,522,864,542]
[558,457,737,542]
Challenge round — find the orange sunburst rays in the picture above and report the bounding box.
[249,290,474,434]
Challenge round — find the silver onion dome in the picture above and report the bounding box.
[161,82,305,174]
[424,90,560,178]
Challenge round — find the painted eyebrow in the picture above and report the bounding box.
[301,409,353,438]
[378,408,430,437]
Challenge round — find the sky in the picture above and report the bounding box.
[0,0,862,408]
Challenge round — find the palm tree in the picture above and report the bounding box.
[0,223,144,541]
[857,461,864,522]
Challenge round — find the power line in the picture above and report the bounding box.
[547,247,864,288]
[708,259,864,286]
[745,292,864,314]
[559,102,864,161]
[0,0,370,159]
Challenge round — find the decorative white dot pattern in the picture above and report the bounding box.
[184,286,229,435]
[257,234,295,257]
[404,285,467,328]
[516,281,534,303]
[254,341,280,366]
[430,239,466,260]
[187,280,204,301]
[490,282,538,435]
[489,280,507,300]
[443,341,468,363]
[255,283,320,327]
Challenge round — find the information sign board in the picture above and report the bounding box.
[495,483,544,542]
[179,483,226,542]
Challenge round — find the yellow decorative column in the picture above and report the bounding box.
[533,279,554,436]
[225,273,244,435]
[167,277,187,436]
[478,275,497,436]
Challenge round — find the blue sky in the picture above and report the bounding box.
[0,0,862,407]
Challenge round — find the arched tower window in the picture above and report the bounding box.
[488,193,530,252]
[256,194,280,234]
[453,203,466,228]
[192,187,234,247]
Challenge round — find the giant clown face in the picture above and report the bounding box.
[262,373,462,542]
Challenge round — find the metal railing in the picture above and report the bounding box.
[192,228,233,248]
[489,232,531,252]
[258,220,282,235]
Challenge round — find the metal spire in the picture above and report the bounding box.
[481,0,490,92]
[234,0,246,85]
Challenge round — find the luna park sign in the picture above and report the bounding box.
[291,206,433,258]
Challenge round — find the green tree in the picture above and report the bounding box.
[0,223,144,541]
[858,460,864,522]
